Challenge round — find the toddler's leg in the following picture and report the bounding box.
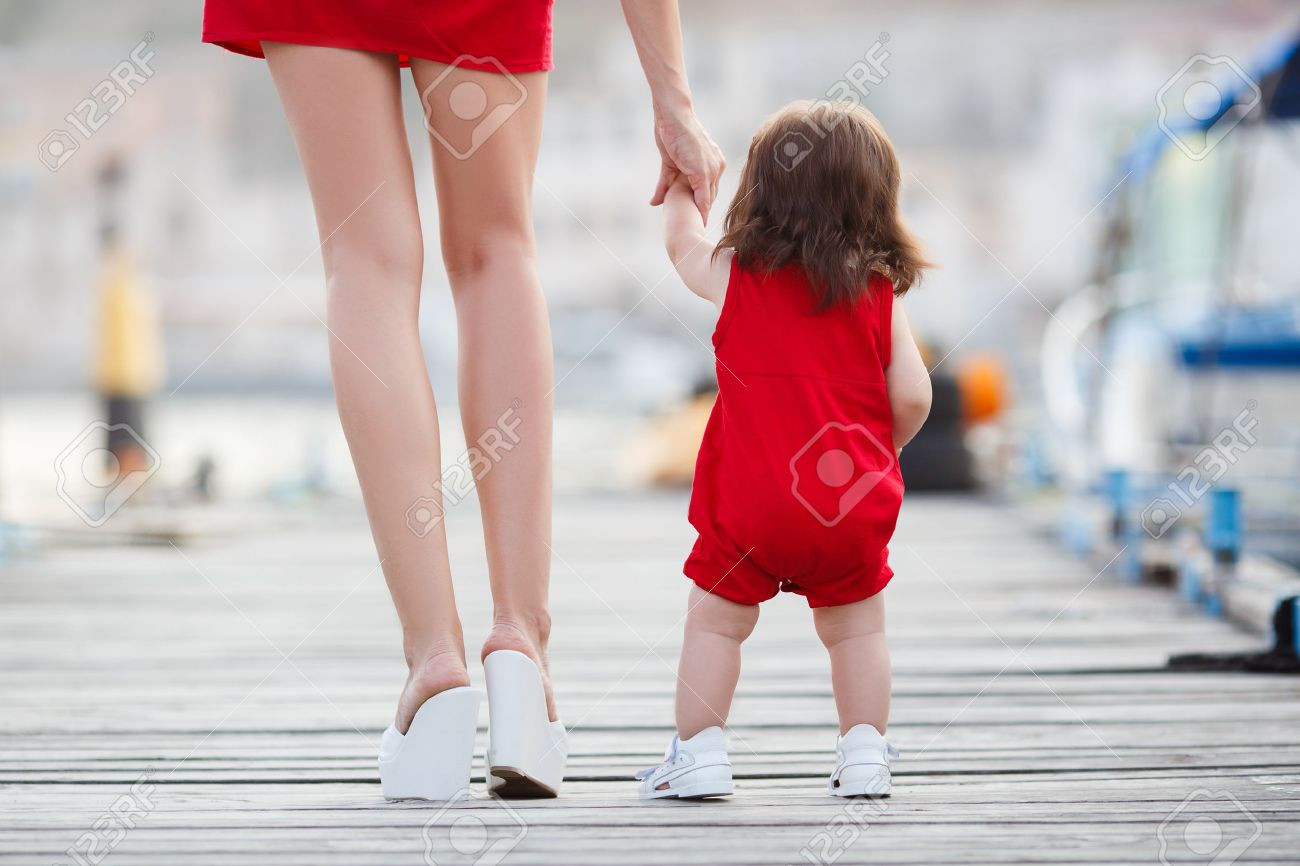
[675,585,759,738]
[813,594,890,735]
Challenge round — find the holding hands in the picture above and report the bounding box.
[620,0,725,222]
[651,105,726,223]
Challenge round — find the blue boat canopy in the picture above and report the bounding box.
[1178,304,1300,369]
[1121,30,1300,185]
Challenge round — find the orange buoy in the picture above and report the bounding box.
[956,353,1008,424]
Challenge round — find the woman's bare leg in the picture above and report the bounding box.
[264,43,469,733]
[409,60,557,718]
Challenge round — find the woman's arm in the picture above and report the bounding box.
[620,0,725,221]
[664,176,729,306]
[884,303,932,451]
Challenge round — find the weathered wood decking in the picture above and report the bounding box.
[2,494,1298,864]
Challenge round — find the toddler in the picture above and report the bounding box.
[637,101,932,800]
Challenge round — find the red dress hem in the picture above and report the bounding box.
[203,33,553,72]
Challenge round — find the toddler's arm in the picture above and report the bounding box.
[884,302,931,451]
[664,175,730,307]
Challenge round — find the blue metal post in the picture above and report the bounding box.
[1292,598,1300,659]
[1206,488,1243,565]
[1102,469,1143,581]
[1103,468,1129,540]
[1179,555,1202,604]
[1203,488,1242,616]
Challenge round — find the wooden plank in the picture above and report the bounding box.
[1,494,1297,865]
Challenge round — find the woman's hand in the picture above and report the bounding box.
[651,106,726,224]
[619,0,725,222]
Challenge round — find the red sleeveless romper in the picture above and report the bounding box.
[684,260,904,608]
[202,0,554,72]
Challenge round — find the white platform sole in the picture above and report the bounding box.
[484,650,567,798]
[378,686,481,801]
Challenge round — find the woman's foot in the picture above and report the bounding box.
[395,649,472,734]
[482,616,557,721]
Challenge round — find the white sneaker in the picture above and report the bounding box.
[828,724,898,798]
[636,727,733,800]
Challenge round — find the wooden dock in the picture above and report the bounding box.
[2,493,1297,864]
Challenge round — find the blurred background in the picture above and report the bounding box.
[3,0,1300,569]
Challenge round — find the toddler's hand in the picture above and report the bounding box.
[666,172,694,198]
[663,172,700,224]
[662,161,723,303]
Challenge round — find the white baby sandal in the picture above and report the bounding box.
[827,724,898,798]
[637,726,734,800]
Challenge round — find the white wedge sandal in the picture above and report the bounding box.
[378,686,481,801]
[483,650,567,797]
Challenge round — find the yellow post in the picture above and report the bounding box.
[94,159,163,483]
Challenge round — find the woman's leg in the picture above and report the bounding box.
[675,585,760,739]
[264,43,469,733]
[408,61,557,718]
[813,594,891,734]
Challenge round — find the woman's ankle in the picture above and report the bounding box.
[482,610,557,722]
[407,644,468,678]
[481,610,551,662]
[394,647,471,734]
[404,627,465,669]
[403,638,469,697]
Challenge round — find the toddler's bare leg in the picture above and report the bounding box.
[675,585,759,739]
[813,594,891,734]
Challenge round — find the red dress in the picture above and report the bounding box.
[684,260,903,608]
[202,0,554,72]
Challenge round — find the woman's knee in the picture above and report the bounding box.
[440,225,536,284]
[325,233,423,291]
[321,229,424,326]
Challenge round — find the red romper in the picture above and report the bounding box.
[684,259,904,608]
[202,0,554,72]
